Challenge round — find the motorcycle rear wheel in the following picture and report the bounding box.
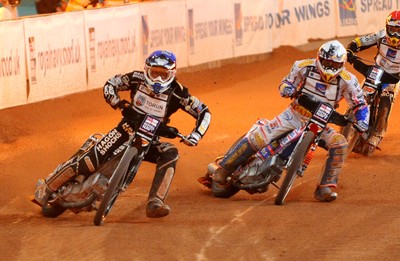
[274,131,315,205]
[211,180,240,198]
[93,147,138,226]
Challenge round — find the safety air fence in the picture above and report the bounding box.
[0,0,395,109]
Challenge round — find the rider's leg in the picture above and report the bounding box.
[145,142,179,218]
[213,107,300,185]
[314,129,348,202]
[367,87,395,152]
[34,120,131,205]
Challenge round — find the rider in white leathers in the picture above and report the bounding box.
[346,10,400,155]
[202,40,369,202]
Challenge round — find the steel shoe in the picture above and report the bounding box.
[146,198,170,218]
[32,179,51,206]
[314,186,337,202]
[211,167,230,185]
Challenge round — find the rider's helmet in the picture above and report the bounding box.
[144,50,177,94]
[316,40,347,83]
[385,10,400,47]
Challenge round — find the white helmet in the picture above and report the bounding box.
[144,50,177,94]
[316,40,347,83]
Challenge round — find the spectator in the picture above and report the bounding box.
[65,0,103,11]
[35,0,67,14]
[0,0,19,20]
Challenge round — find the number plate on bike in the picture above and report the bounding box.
[138,115,161,140]
[314,103,333,123]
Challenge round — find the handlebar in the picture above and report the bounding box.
[352,56,399,84]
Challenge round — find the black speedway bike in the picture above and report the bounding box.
[340,56,399,158]
[33,112,187,226]
[204,94,353,205]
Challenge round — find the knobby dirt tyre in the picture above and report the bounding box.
[93,147,138,226]
[274,131,315,205]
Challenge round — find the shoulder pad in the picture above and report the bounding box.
[297,59,314,68]
[339,70,351,81]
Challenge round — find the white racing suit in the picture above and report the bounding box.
[216,59,368,190]
[37,70,211,218]
[347,29,400,149]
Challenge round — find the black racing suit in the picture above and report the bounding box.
[45,70,211,206]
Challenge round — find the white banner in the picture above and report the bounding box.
[0,20,27,109]
[139,0,188,68]
[270,0,336,48]
[84,5,141,90]
[336,0,393,37]
[233,1,275,58]
[186,0,234,66]
[24,12,87,103]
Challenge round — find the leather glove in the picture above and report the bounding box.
[279,82,296,98]
[346,49,357,64]
[354,120,368,133]
[183,132,201,146]
[118,100,139,122]
[354,105,369,133]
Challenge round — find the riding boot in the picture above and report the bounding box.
[212,136,257,185]
[146,145,179,218]
[315,138,347,202]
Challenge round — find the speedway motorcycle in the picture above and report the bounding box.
[32,113,187,226]
[203,94,352,205]
[340,57,399,157]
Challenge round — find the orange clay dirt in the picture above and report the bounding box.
[1,43,400,261]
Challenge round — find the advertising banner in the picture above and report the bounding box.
[270,0,336,48]
[0,20,27,109]
[84,5,141,90]
[233,1,275,57]
[24,12,87,103]
[336,0,393,37]
[139,0,188,68]
[186,0,234,66]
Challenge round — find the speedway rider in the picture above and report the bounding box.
[346,10,400,155]
[35,50,211,218]
[200,40,369,202]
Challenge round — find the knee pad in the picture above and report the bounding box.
[247,123,269,150]
[45,158,79,192]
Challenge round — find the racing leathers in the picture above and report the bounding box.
[347,29,400,150]
[37,71,211,218]
[212,58,369,201]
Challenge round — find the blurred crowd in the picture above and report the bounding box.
[0,0,155,20]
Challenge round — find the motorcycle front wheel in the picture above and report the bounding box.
[93,146,138,226]
[274,131,315,205]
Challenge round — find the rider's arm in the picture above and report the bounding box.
[175,82,211,144]
[103,71,141,109]
[340,70,370,132]
[347,29,384,60]
[278,59,310,97]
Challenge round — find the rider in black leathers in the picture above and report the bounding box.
[34,50,211,218]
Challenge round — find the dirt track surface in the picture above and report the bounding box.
[1,43,400,261]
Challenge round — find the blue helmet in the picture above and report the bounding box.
[144,50,177,94]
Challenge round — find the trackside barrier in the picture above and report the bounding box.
[0,0,395,109]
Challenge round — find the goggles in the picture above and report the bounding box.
[148,66,173,82]
[319,58,343,72]
[387,25,400,36]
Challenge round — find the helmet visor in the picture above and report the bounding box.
[387,25,400,36]
[148,66,173,82]
[319,58,344,72]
